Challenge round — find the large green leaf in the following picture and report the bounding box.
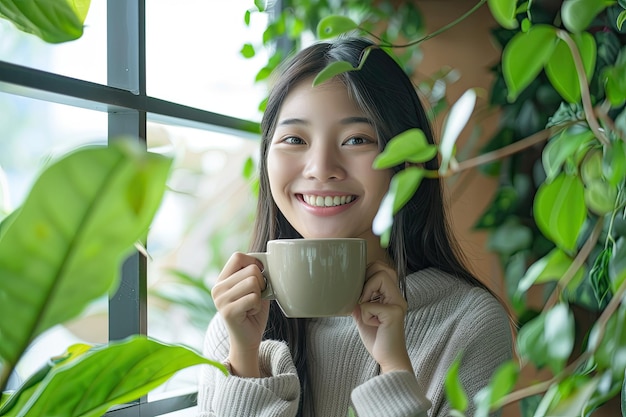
[545,33,596,103]
[561,0,611,33]
[487,0,518,29]
[0,140,172,368]
[533,173,586,253]
[10,337,226,417]
[503,25,558,102]
[0,0,91,43]
[0,344,91,415]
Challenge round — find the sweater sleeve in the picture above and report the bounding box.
[351,371,431,417]
[197,315,301,417]
[352,283,512,417]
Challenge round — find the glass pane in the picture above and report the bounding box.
[0,91,108,387]
[146,120,259,396]
[146,0,268,121]
[0,0,107,85]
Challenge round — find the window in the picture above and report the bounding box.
[0,1,268,415]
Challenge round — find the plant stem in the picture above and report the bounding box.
[556,30,610,147]
[378,0,488,49]
[542,217,604,313]
[447,127,553,175]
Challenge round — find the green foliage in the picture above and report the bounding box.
[0,140,225,416]
[0,0,90,43]
[300,0,626,415]
[445,355,469,413]
[487,0,518,29]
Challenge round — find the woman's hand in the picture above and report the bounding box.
[352,261,413,375]
[211,252,270,378]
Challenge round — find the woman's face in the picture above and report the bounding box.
[267,78,392,257]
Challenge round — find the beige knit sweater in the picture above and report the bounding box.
[198,268,513,417]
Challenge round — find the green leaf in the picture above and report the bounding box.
[0,343,91,415]
[517,247,584,293]
[618,10,626,30]
[0,0,91,43]
[372,168,425,241]
[609,237,626,293]
[544,376,600,416]
[542,128,594,182]
[390,167,425,214]
[544,303,575,372]
[254,0,266,12]
[0,140,172,369]
[445,354,468,412]
[316,15,358,39]
[240,43,255,59]
[488,361,519,407]
[373,129,437,169]
[545,33,596,103]
[584,179,618,215]
[603,139,626,186]
[533,173,586,253]
[517,305,574,374]
[439,89,476,173]
[242,156,255,180]
[487,0,519,29]
[561,0,610,33]
[589,247,614,309]
[503,25,558,102]
[16,337,226,417]
[312,61,355,86]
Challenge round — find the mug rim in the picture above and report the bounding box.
[268,238,366,243]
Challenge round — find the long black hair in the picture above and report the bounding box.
[249,37,491,415]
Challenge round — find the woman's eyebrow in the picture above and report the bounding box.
[277,117,309,126]
[340,116,373,125]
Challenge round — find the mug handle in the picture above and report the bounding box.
[247,252,275,300]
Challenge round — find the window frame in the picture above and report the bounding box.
[0,1,259,415]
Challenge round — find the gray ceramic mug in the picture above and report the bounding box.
[249,238,367,318]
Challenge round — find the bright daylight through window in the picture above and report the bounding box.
[0,1,267,415]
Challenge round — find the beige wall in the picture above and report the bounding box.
[415,0,504,295]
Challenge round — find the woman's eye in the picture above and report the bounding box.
[344,136,371,145]
[282,136,305,145]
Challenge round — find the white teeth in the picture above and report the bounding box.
[303,194,355,207]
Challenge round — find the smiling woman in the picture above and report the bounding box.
[198,37,512,417]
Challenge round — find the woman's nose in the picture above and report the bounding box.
[302,144,346,181]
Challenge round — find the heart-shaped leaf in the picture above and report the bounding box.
[313,61,355,86]
[487,0,518,29]
[533,173,586,253]
[373,129,437,169]
[503,25,558,101]
[316,15,358,39]
[545,33,596,103]
[561,0,610,33]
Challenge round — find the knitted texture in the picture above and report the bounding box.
[198,268,512,417]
